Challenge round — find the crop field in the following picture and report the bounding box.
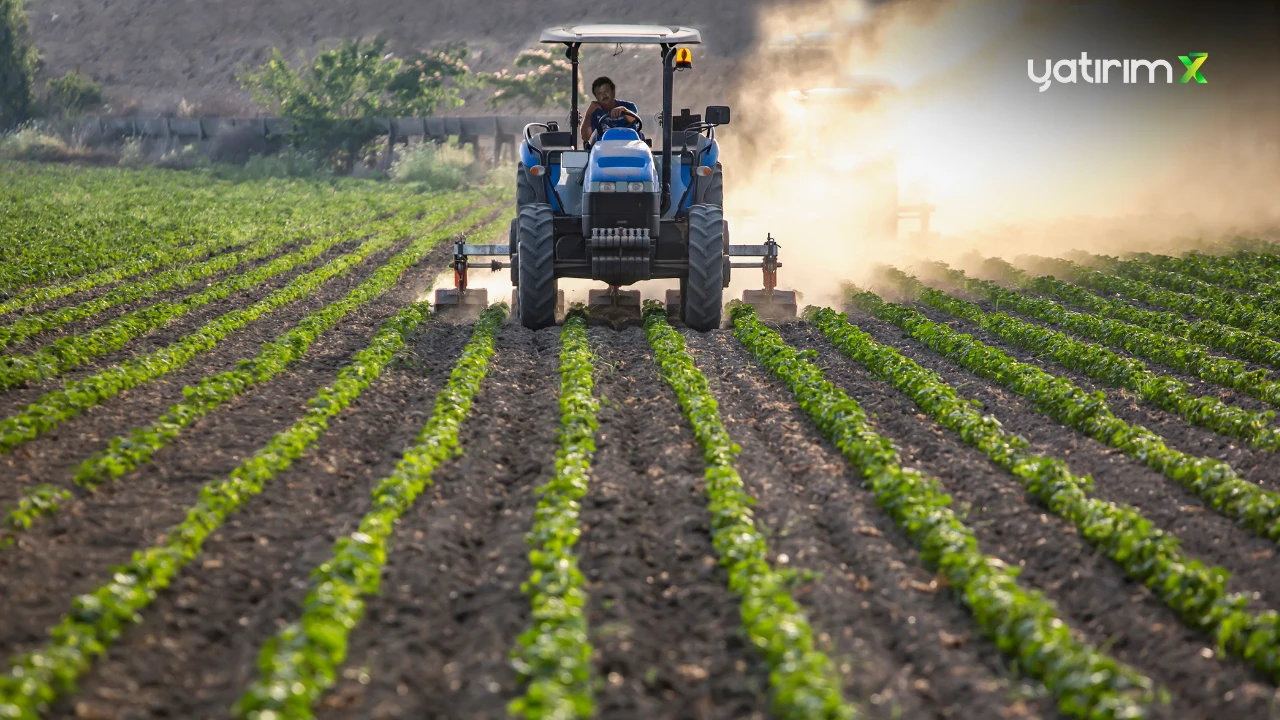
[7,162,1280,720]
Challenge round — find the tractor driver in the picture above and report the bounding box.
[580,76,641,144]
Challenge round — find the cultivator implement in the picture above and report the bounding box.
[439,230,796,327]
[434,238,508,320]
[736,234,797,319]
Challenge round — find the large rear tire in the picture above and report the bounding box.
[517,203,557,330]
[683,204,724,331]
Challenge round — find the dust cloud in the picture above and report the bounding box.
[720,0,1280,304]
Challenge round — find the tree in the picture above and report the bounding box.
[45,69,104,116]
[483,48,573,110]
[0,0,38,130]
[239,37,470,169]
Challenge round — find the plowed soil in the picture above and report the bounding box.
[8,248,1280,720]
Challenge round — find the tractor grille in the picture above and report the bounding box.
[589,227,652,284]
[585,192,659,232]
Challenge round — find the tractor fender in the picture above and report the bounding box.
[696,162,724,207]
[516,163,548,206]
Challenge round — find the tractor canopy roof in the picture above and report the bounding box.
[539,25,702,45]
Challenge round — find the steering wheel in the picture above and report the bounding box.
[599,112,643,134]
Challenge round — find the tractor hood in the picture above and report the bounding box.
[585,133,657,185]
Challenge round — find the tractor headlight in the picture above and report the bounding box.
[627,182,644,193]
[599,181,616,193]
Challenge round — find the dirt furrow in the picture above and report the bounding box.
[2,232,355,359]
[918,304,1280,492]
[684,329,1054,720]
[0,236,416,507]
[814,315,1280,716]
[865,305,1280,600]
[49,321,475,720]
[974,299,1278,416]
[307,323,558,719]
[0,232,370,420]
[575,327,770,720]
[0,239,462,657]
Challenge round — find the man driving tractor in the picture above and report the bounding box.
[580,76,642,144]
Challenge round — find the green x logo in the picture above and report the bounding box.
[1178,52,1208,83]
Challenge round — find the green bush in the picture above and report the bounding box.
[239,37,472,169]
[45,69,103,115]
[0,0,38,130]
[389,141,472,189]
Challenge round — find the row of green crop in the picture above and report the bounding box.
[905,268,1280,450]
[849,285,1280,544]
[0,206,498,540]
[71,205,499,490]
[235,303,507,719]
[981,256,1280,374]
[916,266,1280,443]
[0,166,303,295]
[645,304,855,720]
[508,311,600,720]
[1081,255,1280,339]
[0,195,479,454]
[0,164,425,298]
[1130,251,1280,300]
[0,197,410,351]
[1121,251,1280,310]
[0,299,446,719]
[950,265,1280,407]
[808,306,1280,684]
[729,303,1156,718]
[0,195,442,391]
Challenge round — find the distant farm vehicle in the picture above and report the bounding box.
[435,24,796,328]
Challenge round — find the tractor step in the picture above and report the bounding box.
[742,288,798,320]
[587,288,642,329]
[434,288,489,320]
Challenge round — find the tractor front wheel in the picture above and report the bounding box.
[683,204,725,331]
[517,203,557,330]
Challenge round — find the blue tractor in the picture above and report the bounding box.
[437,24,795,330]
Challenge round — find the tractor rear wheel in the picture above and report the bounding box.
[517,203,557,330]
[683,204,724,331]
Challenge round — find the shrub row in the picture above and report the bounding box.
[1130,251,1280,299]
[0,165,417,308]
